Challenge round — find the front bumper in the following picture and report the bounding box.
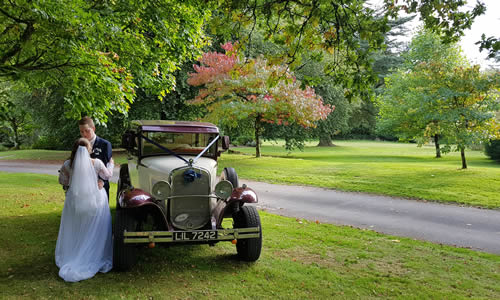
[123,227,260,244]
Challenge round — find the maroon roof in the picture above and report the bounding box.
[133,120,219,134]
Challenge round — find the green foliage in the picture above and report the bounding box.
[0,82,36,149]
[0,0,211,122]
[188,44,332,157]
[386,0,486,44]
[377,31,500,168]
[346,99,379,140]
[215,0,389,100]
[478,34,500,61]
[485,139,500,162]
[295,56,351,146]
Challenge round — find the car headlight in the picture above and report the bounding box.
[152,180,171,200]
[215,180,233,199]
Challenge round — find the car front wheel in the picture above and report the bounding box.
[233,205,262,261]
[113,210,138,271]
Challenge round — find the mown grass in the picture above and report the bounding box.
[219,140,500,208]
[2,140,500,208]
[1,172,499,299]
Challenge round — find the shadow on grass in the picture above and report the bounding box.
[1,210,255,297]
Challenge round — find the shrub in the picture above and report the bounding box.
[236,136,255,147]
[485,139,500,162]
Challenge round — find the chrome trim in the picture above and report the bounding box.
[123,227,261,244]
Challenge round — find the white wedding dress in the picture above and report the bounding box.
[56,146,114,282]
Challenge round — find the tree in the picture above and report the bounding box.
[0,83,35,149]
[385,0,486,44]
[187,43,333,157]
[0,0,210,122]
[293,55,351,146]
[377,30,466,158]
[419,64,500,168]
[214,0,485,99]
[378,32,500,168]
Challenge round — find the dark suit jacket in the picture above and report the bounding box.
[91,136,112,181]
[91,136,112,199]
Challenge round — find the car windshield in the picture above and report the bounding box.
[142,131,218,157]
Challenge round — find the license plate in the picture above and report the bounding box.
[173,230,218,241]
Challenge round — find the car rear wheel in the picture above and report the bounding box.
[222,167,240,215]
[116,165,130,209]
[221,167,238,188]
[233,205,262,261]
[113,210,138,271]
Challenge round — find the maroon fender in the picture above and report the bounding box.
[228,186,258,204]
[119,188,154,208]
[216,186,258,226]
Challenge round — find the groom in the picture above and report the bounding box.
[78,116,113,200]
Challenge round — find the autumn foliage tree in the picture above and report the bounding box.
[188,43,333,157]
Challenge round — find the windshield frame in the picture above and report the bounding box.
[139,130,219,160]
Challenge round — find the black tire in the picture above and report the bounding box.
[222,168,241,215]
[222,167,238,188]
[116,165,130,209]
[113,210,138,271]
[233,206,262,261]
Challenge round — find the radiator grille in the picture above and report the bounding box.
[169,167,211,230]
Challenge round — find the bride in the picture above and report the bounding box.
[56,138,114,282]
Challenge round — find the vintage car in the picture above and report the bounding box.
[114,120,262,270]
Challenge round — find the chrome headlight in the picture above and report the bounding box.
[215,180,233,199]
[152,180,171,200]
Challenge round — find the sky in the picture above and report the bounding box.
[459,0,500,68]
[368,0,500,69]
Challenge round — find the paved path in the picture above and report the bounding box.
[1,160,500,254]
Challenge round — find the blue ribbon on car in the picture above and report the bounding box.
[183,169,202,183]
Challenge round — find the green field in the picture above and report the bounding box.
[0,172,499,299]
[221,141,500,208]
[2,140,500,208]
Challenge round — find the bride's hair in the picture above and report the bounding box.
[70,138,91,169]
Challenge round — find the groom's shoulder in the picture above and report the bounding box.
[95,136,112,147]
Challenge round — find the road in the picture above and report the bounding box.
[1,159,500,254]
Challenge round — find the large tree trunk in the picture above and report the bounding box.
[434,134,441,158]
[460,147,467,169]
[255,115,262,158]
[318,135,334,147]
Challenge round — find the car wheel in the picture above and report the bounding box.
[222,167,240,214]
[113,209,138,271]
[222,167,238,188]
[116,165,130,209]
[233,205,262,261]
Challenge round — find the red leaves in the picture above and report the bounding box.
[187,42,238,86]
[187,41,333,127]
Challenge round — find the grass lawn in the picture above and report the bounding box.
[0,172,499,299]
[218,140,500,209]
[2,140,500,208]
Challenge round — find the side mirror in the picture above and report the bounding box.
[121,131,136,150]
[221,136,230,150]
